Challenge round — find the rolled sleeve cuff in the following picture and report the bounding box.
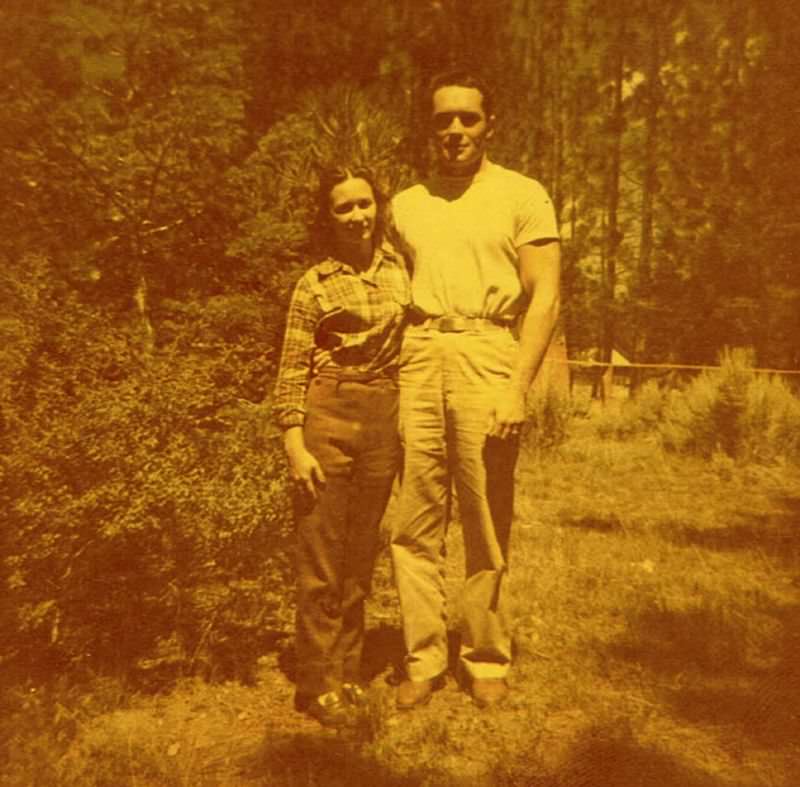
[276,409,305,430]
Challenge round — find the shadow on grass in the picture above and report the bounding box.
[604,493,800,776]
[609,598,800,755]
[241,730,425,787]
[558,514,623,533]
[492,723,726,787]
[660,494,800,565]
[251,728,731,787]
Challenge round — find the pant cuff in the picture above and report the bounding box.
[459,659,510,681]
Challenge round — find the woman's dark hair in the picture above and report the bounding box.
[311,164,387,256]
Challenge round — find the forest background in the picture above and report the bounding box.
[1,0,800,783]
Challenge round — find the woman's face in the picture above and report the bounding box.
[328,177,377,247]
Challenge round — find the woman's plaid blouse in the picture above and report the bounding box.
[273,246,410,429]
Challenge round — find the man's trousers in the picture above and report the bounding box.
[391,325,519,682]
[294,374,400,698]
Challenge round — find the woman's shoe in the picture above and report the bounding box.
[294,690,350,727]
[341,682,367,707]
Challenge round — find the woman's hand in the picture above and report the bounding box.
[284,427,326,499]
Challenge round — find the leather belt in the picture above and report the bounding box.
[314,368,398,383]
[409,314,512,333]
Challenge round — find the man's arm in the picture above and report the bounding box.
[487,240,561,439]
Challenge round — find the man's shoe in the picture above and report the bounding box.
[471,678,509,708]
[395,675,444,710]
[294,690,350,727]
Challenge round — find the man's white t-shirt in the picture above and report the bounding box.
[390,161,559,323]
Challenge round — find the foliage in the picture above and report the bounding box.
[742,374,800,464]
[0,676,129,787]
[660,348,800,462]
[225,84,414,273]
[1,255,293,684]
[0,2,416,692]
[1,0,249,300]
[523,385,573,454]
[1,0,799,710]
[592,380,667,440]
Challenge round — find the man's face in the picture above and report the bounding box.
[431,85,494,175]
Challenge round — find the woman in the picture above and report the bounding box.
[273,165,408,727]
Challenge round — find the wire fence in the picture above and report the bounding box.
[551,359,800,376]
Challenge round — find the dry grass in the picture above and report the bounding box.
[5,424,800,786]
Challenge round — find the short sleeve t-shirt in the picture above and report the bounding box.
[390,161,559,322]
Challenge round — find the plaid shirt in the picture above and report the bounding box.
[273,245,410,429]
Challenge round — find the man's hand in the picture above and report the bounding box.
[284,427,326,499]
[487,387,527,440]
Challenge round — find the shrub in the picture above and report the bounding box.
[742,373,800,462]
[523,384,573,454]
[659,347,800,462]
[592,380,666,440]
[2,281,295,685]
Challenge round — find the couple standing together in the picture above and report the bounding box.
[273,69,561,727]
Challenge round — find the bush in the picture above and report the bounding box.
[742,373,800,462]
[1,276,294,685]
[592,380,667,440]
[659,348,800,462]
[523,384,573,454]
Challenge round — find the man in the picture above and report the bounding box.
[389,69,561,709]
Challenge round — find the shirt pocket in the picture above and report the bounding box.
[311,272,362,315]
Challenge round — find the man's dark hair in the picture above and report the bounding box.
[426,69,495,118]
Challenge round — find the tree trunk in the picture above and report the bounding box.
[134,273,155,356]
[600,14,626,399]
[632,2,662,392]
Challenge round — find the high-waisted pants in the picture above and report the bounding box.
[294,374,400,698]
[391,326,520,682]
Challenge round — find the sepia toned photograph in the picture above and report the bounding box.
[1,1,799,785]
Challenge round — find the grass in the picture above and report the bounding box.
[4,419,800,786]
